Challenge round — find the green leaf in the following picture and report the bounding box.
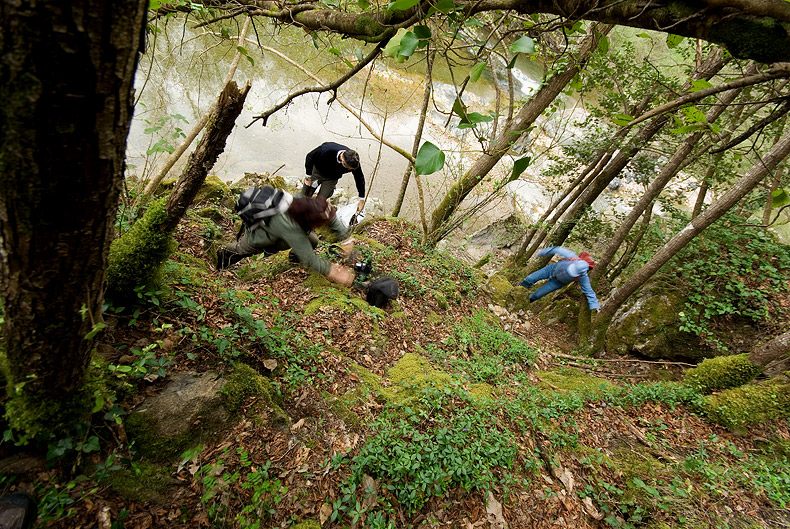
[414,25,432,40]
[465,111,493,123]
[357,0,370,8]
[398,31,419,57]
[452,96,469,122]
[355,48,364,62]
[670,124,703,134]
[245,55,254,66]
[666,34,683,48]
[383,29,409,62]
[464,17,484,27]
[682,106,707,123]
[509,36,535,54]
[432,0,456,13]
[511,156,532,180]
[415,142,445,176]
[82,436,100,453]
[690,79,713,92]
[149,0,162,8]
[772,188,790,207]
[612,113,633,126]
[388,0,419,11]
[469,61,487,82]
[236,46,248,55]
[506,56,517,69]
[636,32,651,39]
[597,35,609,54]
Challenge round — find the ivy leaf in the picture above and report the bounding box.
[772,188,790,208]
[666,34,683,48]
[452,96,469,123]
[81,436,101,453]
[383,29,409,62]
[413,25,432,40]
[511,156,532,180]
[509,36,535,54]
[357,0,370,8]
[388,0,419,11]
[398,31,419,57]
[469,61,487,82]
[415,142,445,175]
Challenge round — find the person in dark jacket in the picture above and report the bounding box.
[519,246,600,310]
[217,196,355,286]
[302,142,365,214]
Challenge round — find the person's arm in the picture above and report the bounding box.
[327,215,350,242]
[305,145,320,176]
[536,246,576,259]
[576,272,601,310]
[352,167,366,212]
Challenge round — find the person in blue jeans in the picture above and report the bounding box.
[520,246,600,311]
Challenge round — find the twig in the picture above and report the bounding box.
[554,353,696,367]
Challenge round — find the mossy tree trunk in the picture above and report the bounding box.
[162,82,251,232]
[427,24,612,243]
[172,1,790,63]
[0,1,147,429]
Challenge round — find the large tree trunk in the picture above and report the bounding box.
[427,24,612,241]
[598,129,790,321]
[0,0,147,427]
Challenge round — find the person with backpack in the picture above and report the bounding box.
[217,190,355,286]
[519,246,600,311]
[302,142,366,214]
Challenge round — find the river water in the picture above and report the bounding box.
[126,17,555,226]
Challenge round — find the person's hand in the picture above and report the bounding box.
[339,238,355,258]
[304,176,312,186]
[326,264,354,286]
[357,198,365,213]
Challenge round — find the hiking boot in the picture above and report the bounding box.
[217,248,249,270]
[288,251,300,264]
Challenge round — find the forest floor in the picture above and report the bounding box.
[1,213,789,529]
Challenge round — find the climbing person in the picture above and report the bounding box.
[519,246,600,311]
[216,190,356,286]
[302,142,366,215]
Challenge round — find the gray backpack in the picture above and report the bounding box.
[235,186,293,231]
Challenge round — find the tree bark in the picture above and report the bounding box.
[0,1,147,406]
[162,82,252,232]
[750,331,790,375]
[598,129,790,320]
[427,24,612,241]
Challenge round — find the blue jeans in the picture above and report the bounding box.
[520,263,568,302]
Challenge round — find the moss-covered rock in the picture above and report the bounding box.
[683,354,761,394]
[228,172,289,195]
[195,174,233,207]
[289,520,320,529]
[196,206,224,223]
[484,274,513,305]
[222,363,281,412]
[387,353,493,405]
[106,198,177,300]
[125,371,230,462]
[605,284,710,361]
[701,380,790,429]
[430,289,449,310]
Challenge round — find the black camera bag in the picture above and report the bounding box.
[366,277,399,308]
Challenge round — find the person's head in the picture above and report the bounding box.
[287,196,336,231]
[340,149,360,170]
[578,252,596,269]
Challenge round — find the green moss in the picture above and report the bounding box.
[701,381,790,429]
[221,363,279,413]
[107,461,173,503]
[473,253,492,269]
[431,290,449,310]
[324,391,361,428]
[106,198,177,299]
[485,274,513,305]
[195,174,232,206]
[196,206,224,222]
[387,353,491,405]
[348,362,390,400]
[536,368,618,396]
[426,311,442,324]
[683,354,761,394]
[709,17,790,63]
[289,520,320,529]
